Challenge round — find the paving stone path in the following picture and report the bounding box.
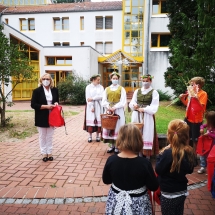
[0,102,214,214]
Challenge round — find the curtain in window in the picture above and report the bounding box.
[105,42,112,54]
[105,17,113,29]
[96,17,103,29]
[96,42,103,53]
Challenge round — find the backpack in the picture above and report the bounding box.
[49,105,67,134]
[196,135,213,156]
[211,168,215,198]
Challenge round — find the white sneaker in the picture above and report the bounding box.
[197,167,205,174]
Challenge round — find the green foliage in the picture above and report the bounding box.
[57,75,74,103]
[164,0,215,108]
[157,90,172,101]
[125,102,185,134]
[50,183,56,188]
[58,73,88,105]
[0,24,34,127]
[156,104,185,134]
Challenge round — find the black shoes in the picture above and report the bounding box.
[42,154,54,162]
[107,147,115,153]
[48,156,53,161]
[114,148,119,154]
[107,147,120,154]
[42,157,48,162]
[88,137,101,142]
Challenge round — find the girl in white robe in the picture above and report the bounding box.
[84,74,104,143]
[129,74,159,158]
[102,72,127,154]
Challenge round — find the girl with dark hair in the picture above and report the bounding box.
[84,74,104,142]
[155,119,195,215]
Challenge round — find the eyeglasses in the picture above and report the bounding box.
[42,78,50,80]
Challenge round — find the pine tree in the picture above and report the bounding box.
[164,0,215,108]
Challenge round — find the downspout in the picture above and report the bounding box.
[144,0,151,75]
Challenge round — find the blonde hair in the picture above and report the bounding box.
[116,124,143,154]
[39,73,54,88]
[189,77,205,88]
[167,119,195,173]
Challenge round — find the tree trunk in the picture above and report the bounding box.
[0,101,6,127]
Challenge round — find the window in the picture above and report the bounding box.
[96,16,113,30]
[80,17,84,30]
[62,42,70,46]
[96,17,103,30]
[80,42,84,46]
[105,42,113,54]
[54,18,61,31]
[95,42,103,54]
[105,17,113,29]
[20,19,27,31]
[125,0,131,14]
[151,34,171,47]
[5,19,8,24]
[54,42,61,46]
[123,0,144,57]
[46,57,72,65]
[152,0,167,14]
[20,18,35,31]
[28,19,35,30]
[54,17,69,31]
[62,18,69,30]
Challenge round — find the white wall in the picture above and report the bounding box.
[89,48,100,78]
[148,51,173,95]
[43,46,100,80]
[2,10,122,53]
[151,16,169,33]
[3,24,101,101]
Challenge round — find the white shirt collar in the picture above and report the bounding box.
[110,84,119,88]
[91,83,99,87]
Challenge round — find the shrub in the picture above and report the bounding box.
[58,73,88,105]
[157,89,172,101]
[68,75,89,105]
[57,75,73,103]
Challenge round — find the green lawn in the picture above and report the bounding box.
[155,103,185,134]
[126,101,186,134]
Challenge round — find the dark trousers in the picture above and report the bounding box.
[160,195,186,215]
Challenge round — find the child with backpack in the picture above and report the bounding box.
[197,111,215,174]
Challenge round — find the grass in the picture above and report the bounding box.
[126,101,186,134]
[156,104,185,134]
[0,109,80,142]
[6,110,34,112]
